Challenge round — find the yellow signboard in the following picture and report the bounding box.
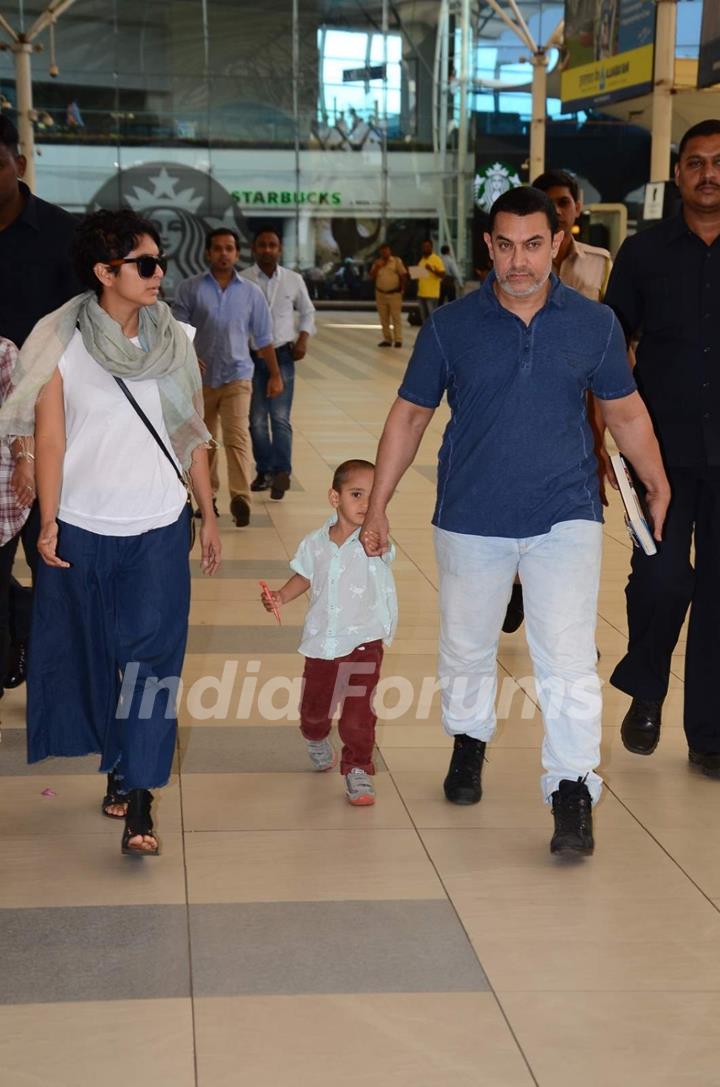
[561,42,654,108]
[561,0,655,111]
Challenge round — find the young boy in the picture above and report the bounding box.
[262,459,397,805]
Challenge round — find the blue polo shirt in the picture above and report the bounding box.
[398,273,636,538]
[173,271,273,388]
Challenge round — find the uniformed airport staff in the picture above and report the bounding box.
[533,169,612,301]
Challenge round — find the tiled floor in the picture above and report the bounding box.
[0,312,715,1087]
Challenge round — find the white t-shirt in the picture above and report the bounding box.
[57,326,191,536]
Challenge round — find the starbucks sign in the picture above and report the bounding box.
[232,189,342,207]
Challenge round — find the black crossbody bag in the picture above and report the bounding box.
[114,377,195,551]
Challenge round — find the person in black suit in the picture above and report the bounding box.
[603,119,720,777]
[0,115,80,688]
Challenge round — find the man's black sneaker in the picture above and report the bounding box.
[270,471,291,500]
[620,697,663,755]
[377,340,392,347]
[250,473,270,492]
[443,734,486,805]
[550,778,594,856]
[230,495,251,527]
[688,750,720,779]
[502,583,524,633]
[194,498,219,518]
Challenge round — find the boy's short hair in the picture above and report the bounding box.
[332,459,375,491]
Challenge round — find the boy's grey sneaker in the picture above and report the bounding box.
[306,738,337,772]
[345,768,375,806]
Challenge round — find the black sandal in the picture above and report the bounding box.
[121,789,159,856]
[101,771,128,819]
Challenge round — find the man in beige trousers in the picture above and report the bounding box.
[174,229,282,526]
[370,242,408,348]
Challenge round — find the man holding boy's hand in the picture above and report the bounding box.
[362,185,669,858]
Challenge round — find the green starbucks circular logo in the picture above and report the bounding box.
[473,162,522,213]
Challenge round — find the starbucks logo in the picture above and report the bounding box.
[473,162,522,213]
[88,164,249,300]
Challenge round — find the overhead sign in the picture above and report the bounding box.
[231,189,342,207]
[698,0,720,89]
[561,0,656,111]
[343,64,386,82]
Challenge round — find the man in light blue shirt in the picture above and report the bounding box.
[173,228,283,526]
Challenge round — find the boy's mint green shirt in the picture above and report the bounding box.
[290,514,398,659]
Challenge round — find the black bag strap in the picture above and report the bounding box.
[114,377,186,487]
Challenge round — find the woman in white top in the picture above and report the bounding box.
[0,208,221,856]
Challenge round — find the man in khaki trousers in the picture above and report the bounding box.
[369,243,408,348]
[174,229,282,526]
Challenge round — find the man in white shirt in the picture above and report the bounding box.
[242,227,316,500]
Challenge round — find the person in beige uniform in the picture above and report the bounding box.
[502,172,613,636]
[370,243,408,347]
[533,169,612,301]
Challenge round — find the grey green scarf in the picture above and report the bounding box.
[0,291,209,469]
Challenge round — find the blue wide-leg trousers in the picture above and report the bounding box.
[27,510,191,791]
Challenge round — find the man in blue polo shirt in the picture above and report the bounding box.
[361,186,670,856]
[174,229,283,527]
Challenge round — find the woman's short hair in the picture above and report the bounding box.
[73,208,161,296]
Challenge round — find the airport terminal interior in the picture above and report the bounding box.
[1,1,720,1085]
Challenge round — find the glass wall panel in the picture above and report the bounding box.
[1,0,704,287]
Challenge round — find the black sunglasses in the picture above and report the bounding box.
[108,255,168,278]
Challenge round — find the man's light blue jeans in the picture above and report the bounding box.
[434,520,604,805]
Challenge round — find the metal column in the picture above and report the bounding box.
[292,0,301,267]
[650,0,677,182]
[529,48,548,180]
[0,2,79,191]
[12,40,35,188]
[456,0,471,273]
[380,0,389,242]
[482,2,562,186]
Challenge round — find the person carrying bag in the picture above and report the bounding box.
[0,208,221,857]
